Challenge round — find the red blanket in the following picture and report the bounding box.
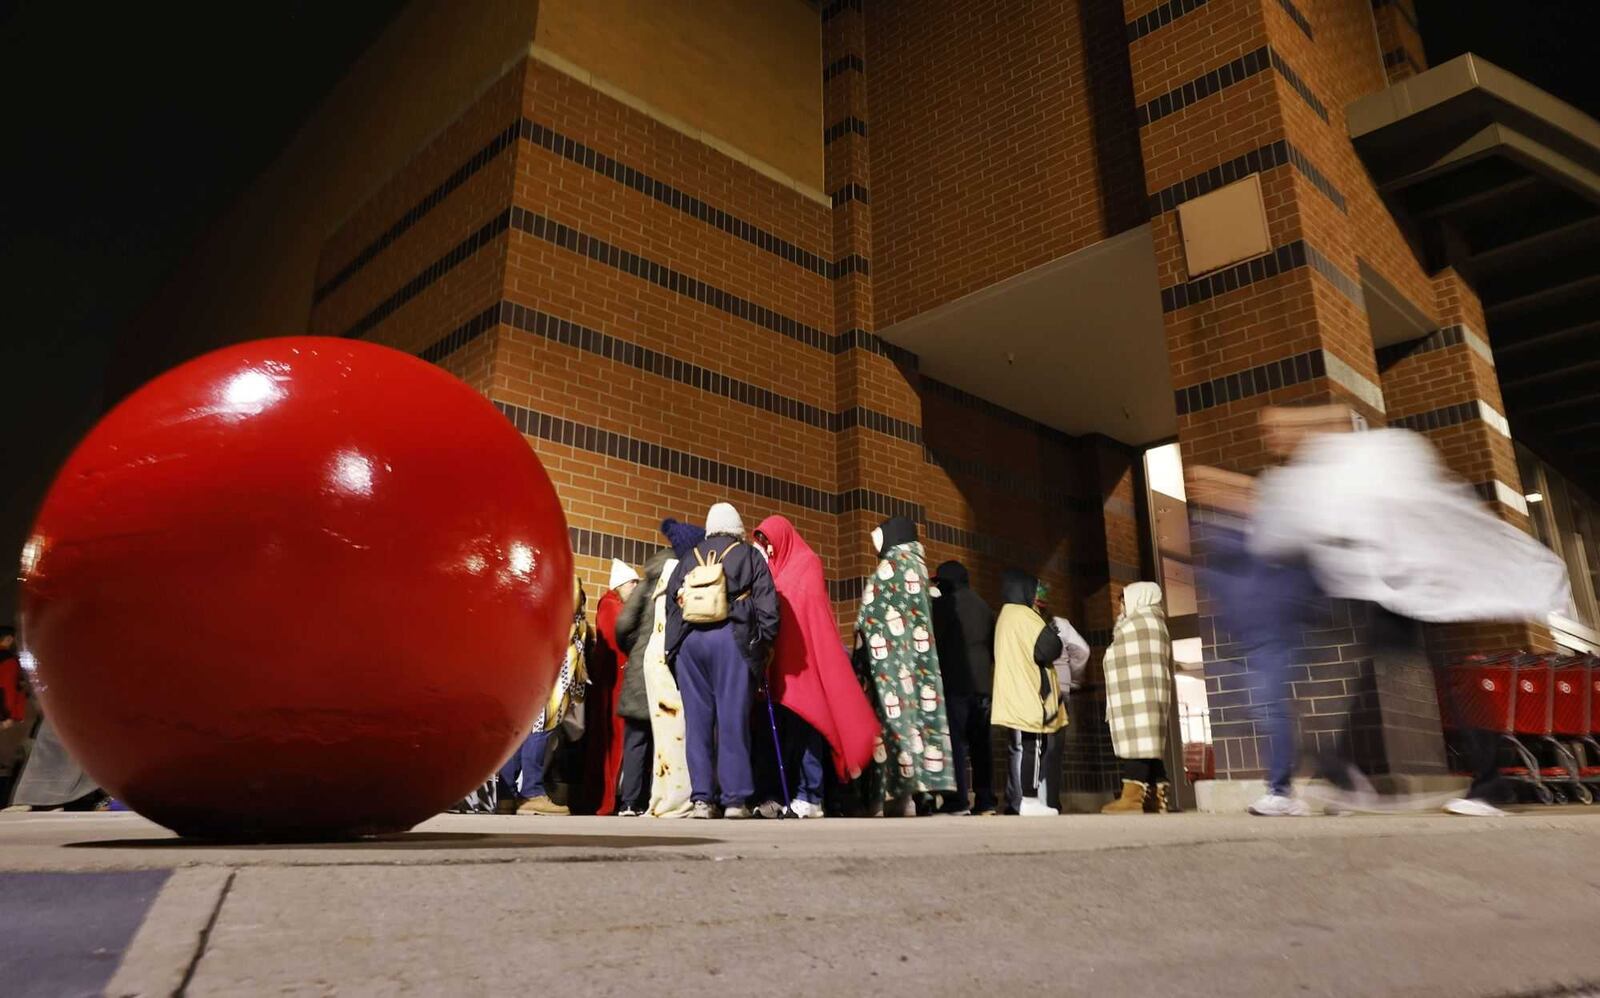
[757,516,879,779]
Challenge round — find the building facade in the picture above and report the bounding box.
[118,0,1600,802]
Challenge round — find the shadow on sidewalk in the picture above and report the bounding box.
[61,831,724,851]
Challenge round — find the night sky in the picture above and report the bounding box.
[1,0,1596,623]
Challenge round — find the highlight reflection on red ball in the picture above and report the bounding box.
[19,337,572,839]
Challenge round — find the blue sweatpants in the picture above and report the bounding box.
[1200,523,1319,797]
[498,730,554,801]
[677,625,755,807]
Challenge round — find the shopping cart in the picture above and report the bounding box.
[1440,653,1566,805]
[1552,653,1600,796]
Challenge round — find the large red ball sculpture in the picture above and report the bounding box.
[19,337,572,840]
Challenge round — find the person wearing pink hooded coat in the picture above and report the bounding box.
[755,516,878,784]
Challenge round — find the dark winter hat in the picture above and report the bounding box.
[660,518,706,560]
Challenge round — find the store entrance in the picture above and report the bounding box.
[1142,442,1210,811]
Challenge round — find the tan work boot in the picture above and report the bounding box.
[1147,781,1171,814]
[516,795,569,816]
[1100,780,1148,814]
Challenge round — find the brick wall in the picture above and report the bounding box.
[865,0,1147,329]
[296,0,1544,794]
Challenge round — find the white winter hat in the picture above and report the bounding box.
[608,558,641,591]
[705,502,746,538]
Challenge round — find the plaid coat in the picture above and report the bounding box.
[1101,606,1173,760]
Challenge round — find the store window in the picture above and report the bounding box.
[1516,444,1600,646]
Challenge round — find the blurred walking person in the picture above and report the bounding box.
[1101,582,1174,814]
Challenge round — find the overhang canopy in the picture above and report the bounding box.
[875,224,1175,446]
[1348,54,1600,478]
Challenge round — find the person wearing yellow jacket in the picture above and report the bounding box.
[991,569,1067,817]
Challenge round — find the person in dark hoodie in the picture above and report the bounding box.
[614,548,673,816]
[991,569,1067,817]
[664,502,780,819]
[931,561,998,815]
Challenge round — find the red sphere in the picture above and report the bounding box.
[19,337,572,839]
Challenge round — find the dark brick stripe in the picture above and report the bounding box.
[494,399,922,521]
[491,300,922,443]
[925,446,1097,513]
[1147,138,1346,216]
[1383,47,1423,75]
[824,53,864,81]
[1390,401,1487,434]
[322,115,846,312]
[1160,238,1306,313]
[1137,46,1270,127]
[1174,348,1326,416]
[517,119,840,279]
[1304,242,1364,307]
[824,117,869,144]
[834,327,920,366]
[827,577,868,604]
[509,205,837,351]
[1159,238,1361,313]
[569,526,663,570]
[922,521,1079,578]
[820,0,862,22]
[1125,0,1209,43]
[1275,0,1314,39]
[920,377,1076,447]
[1375,325,1470,371]
[833,254,870,278]
[1136,46,1329,129]
[315,123,519,304]
[340,212,510,340]
[831,183,870,207]
[418,304,500,364]
[1270,49,1330,122]
[1372,0,1420,33]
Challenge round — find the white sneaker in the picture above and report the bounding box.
[723,804,754,820]
[690,801,718,820]
[789,799,823,819]
[1019,799,1059,817]
[1443,796,1509,817]
[754,800,784,819]
[1249,793,1311,816]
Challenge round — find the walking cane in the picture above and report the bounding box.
[763,665,792,817]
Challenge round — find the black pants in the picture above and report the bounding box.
[1006,729,1062,809]
[946,693,997,812]
[618,717,653,811]
[1122,758,1168,784]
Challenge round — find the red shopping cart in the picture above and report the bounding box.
[1552,653,1600,794]
[1440,653,1569,805]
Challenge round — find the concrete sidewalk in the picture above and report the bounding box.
[2,809,1599,996]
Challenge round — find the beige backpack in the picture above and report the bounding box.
[679,542,740,624]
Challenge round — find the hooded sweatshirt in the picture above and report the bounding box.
[990,569,1066,734]
[757,515,879,779]
[931,561,996,697]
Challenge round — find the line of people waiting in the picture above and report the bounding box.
[486,502,1177,819]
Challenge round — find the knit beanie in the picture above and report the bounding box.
[705,502,746,539]
[607,558,641,591]
[660,518,706,559]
